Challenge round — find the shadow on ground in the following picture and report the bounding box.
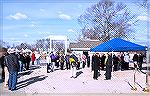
[18,71,33,78]
[75,71,83,78]
[16,75,48,90]
[30,66,41,70]
[142,66,150,71]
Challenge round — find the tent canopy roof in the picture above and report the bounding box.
[90,38,147,52]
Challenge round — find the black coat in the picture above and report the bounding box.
[93,55,100,70]
[133,54,139,62]
[105,55,112,79]
[4,53,19,72]
[101,55,106,64]
[25,55,31,63]
[138,54,143,63]
[0,56,5,69]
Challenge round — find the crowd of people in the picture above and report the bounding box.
[0,47,145,91]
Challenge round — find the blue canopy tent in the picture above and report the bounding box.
[90,38,148,87]
[90,38,147,52]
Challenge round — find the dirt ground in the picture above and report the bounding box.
[0,63,150,96]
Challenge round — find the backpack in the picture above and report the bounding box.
[71,54,78,62]
[70,58,75,63]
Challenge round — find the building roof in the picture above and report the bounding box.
[69,40,102,51]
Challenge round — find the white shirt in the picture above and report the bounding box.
[124,55,130,63]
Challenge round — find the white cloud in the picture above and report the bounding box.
[59,14,71,20]
[24,34,28,37]
[30,24,35,27]
[40,9,45,12]
[67,29,74,32]
[78,4,83,9]
[38,31,53,35]
[6,12,27,20]
[31,21,36,24]
[137,16,150,22]
[57,11,62,14]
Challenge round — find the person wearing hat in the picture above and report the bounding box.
[4,48,19,91]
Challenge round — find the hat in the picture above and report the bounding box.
[9,48,16,54]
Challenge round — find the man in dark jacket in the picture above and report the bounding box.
[105,53,112,80]
[133,53,139,69]
[4,49,19,91]
[101,53,106,70]
[25,52,31,70]
[65,54,70,70]
[138,53,144,70]
[93,53,100,80]
[87,54,90,68]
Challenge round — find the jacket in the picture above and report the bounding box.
[4,53,19,72]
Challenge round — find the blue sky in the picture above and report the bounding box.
[1,0,150,47]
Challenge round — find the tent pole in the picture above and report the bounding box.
[112,51,113,72]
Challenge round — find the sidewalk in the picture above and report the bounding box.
[0,63,150,96]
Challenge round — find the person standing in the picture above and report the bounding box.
[105,53,112,80]
[101,53,106,70]
[0,53,5,81]
[60,54,65,70]
[113,54,119,71]
[91,53,95,71]
[133,52,139,69]
[124,53,130,70]
[18,52,24,72]
[35,52,41,65]
[82,54,86,68]
[65,53,70,70]
[87,54,90,68]
[31,51,36,65]
[120,53,125,71]
[25,52,31,70]
[76,53,81,70]
[46,52,51,73]
[4,52,9,87]
[55,52,60,68]
[70,52,78,78]
[93,53,100,80]
[0,47,8,83]
[50,52,56,72]
[138,53,144,70]
[4,49,19,91]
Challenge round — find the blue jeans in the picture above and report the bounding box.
[36,58,40,65]
[8,71,17,91]
[19,61,23,72]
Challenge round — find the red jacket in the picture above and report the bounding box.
[31,53,36,61]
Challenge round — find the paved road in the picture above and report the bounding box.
[0,63,150,96]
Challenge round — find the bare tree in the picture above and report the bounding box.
[136,0,149,8]
[35,39,44,51]
[78,0,138,42]
[0,40,10,48]
[16,43,31,50]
